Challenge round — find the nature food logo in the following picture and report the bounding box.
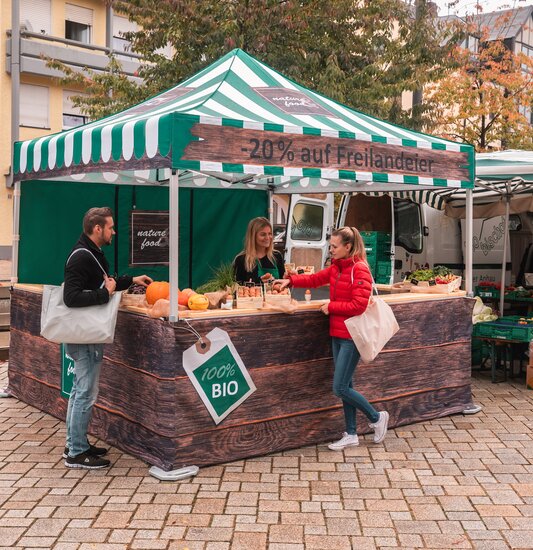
[254,87,332,116]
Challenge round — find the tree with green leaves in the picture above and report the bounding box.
[50,0,458,127]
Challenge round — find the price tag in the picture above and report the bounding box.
[429,280,436,286]
[411,278,419,286]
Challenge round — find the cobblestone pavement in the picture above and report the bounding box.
[1,361,532,550]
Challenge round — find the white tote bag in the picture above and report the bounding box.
[344,265,399,364]
[40,249,121,344]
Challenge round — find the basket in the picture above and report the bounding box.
[120,293,147,307]
[410,276,462,294]
[235,285,263,309]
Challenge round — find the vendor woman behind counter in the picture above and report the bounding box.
[233,217,285,285]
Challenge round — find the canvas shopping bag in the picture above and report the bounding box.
[40,248,121,344]
[40,284,121,344]
[344,264,399,364]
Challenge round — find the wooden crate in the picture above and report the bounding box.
[264,289,291,306]
[235,285,263,309]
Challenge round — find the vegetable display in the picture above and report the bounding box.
[146,281,170,305]
[407,266,458,285]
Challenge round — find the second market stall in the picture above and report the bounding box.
[8,49,477,472]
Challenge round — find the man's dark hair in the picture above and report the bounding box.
[83,207,113,235]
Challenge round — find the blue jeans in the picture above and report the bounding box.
[64,343,103,457]
[331,337,379,435]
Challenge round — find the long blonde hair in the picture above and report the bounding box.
[331,226,367,262]
[242,217,275,272]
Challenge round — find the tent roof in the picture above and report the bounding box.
[438,150,533,218]
[13,49,474,191]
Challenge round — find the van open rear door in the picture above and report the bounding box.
[285,193,334,272]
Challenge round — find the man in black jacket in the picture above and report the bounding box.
[63,207,152,469]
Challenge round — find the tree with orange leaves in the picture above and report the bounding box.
[424,13,533,151]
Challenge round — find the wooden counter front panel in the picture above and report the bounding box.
[8,289,474,470]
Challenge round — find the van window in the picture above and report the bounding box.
[394,199,422,253]
[291,203,324,241]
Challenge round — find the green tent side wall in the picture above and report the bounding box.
[18,181,267,287]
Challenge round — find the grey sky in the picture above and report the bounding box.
[432,0,532,16]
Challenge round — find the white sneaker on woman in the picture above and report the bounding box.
[328,432,359,451]
[369,411,389,443]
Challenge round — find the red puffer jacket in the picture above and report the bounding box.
[290,257,372,339]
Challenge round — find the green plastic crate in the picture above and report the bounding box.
[471,339,491,365]
[475,286,500,299]
[376,261,392,277]
[473,316,533,342]
[360,231,392,247]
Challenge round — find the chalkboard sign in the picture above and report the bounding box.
[130,211,169,266]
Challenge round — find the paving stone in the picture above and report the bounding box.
[268,525,304,544]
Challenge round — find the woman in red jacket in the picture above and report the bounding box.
[277,226,389,450]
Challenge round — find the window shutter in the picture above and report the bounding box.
[20,0,51,35]
[20,84,49,128]
[65,3,93,26]
[113,15,137,36]
[63,90,85,115]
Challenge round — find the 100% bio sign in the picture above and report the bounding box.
[191,345,251,418]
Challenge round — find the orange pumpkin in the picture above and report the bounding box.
[146,281,170,305]
[178,288,197,306]
[188,294,209,310]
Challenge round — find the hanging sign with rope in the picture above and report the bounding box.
[182,327,256,424]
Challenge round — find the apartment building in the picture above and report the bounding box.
[1,0,144,261]
[402,5,533,126]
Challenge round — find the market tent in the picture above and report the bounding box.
[439,150,533,315]
[12,48,475,319]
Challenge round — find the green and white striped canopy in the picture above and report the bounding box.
[13,49,474,192]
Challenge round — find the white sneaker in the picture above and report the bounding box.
[369,411,389,443]
[328,432,359,451]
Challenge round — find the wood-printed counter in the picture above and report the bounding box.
[8,286,474,471]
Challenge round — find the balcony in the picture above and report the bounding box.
[6,30,143,83]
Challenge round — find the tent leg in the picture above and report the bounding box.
[499,197,510,317]
[268,187,273,226]
[11,181,21,284]
[169,170,179,322]
[463,188,482,415]
[464,189,473,296]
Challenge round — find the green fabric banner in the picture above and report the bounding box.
[18,181,267,288]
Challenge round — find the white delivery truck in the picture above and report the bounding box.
[275,193,529,286]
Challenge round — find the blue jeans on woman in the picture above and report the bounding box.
[64,343,103,457]
[331,337,379,435]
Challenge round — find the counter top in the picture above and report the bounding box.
[13,284,467,320]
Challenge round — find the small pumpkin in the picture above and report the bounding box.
[178,288,197,306]
[188,293,209,310]
[146,281,170,305]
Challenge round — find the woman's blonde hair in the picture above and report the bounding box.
[331,226,367,262]
[242,217,275,272]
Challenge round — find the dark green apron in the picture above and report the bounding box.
[256,257,280,281]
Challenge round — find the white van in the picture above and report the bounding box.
[276,193,529,286]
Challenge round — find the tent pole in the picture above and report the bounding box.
[268,187,273,225]
[465,188,473,296]
[10,181,20,284]
[499,195,510,317]
[169,170,179,322]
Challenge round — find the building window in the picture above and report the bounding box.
[113,15,136,55]
[63,90,89,129]
[65,3,93,44]
[20,84,49,128]
[20,0,51,35]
